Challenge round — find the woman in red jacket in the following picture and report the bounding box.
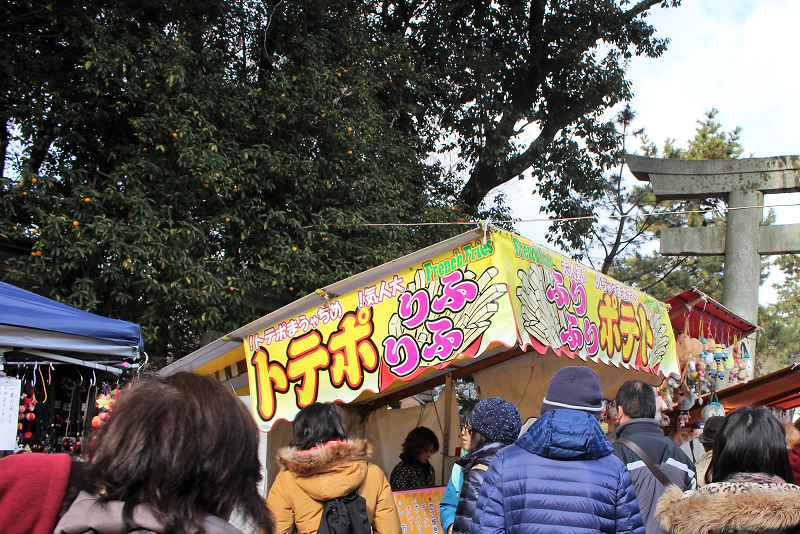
[0,372,273,534]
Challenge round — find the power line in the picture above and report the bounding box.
[298,202,800,230]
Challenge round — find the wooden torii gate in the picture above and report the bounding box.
[625,155,800,362]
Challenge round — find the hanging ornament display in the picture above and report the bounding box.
[92,384,116,429]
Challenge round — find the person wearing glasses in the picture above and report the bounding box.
[440,408,475,533]
[452,398,521,534]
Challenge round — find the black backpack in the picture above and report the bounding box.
[317,490,372,534]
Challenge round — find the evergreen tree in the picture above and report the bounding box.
[612,110,750,301]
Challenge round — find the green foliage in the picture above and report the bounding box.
[375,0,681,250]
[664,109,745,160]
[0,0,679,361]
[756,255,800,374]
[0,0,466,360]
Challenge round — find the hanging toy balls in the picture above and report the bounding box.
[25,412,35,421]
[738,367,748,380]
[733,346,739,354]
[17,423,22,431]
[91,416,101,429]
[724,353,735,370]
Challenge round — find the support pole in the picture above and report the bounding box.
[722,189,762,377]
[442,373,453,485]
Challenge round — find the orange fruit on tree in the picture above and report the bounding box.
[31,178,37,184]
[72,221,79,227]
[172,132,178,138]
[291,246,297,252]
[347,150,353,155]
[229,286,235,291]
[84,198,91,203]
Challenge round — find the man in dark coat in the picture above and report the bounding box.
[471,366,646,534]
[612,380,696,534]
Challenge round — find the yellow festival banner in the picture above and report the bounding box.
[245,230,678,428]
[393,487,446,534]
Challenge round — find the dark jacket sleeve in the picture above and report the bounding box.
[453,464,489,534]
[614,462,646,534]
[470,454,505,534]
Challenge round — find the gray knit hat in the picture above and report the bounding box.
[541,366,604,420]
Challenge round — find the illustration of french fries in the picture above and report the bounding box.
[387,266,507,359]
[516,263,569,350]
[647,309,669,368]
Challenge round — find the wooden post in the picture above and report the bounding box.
[442,372,454,485]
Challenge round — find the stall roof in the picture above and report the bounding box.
[162,229,680,430]
[0,281,143,364]
[667,286,759,342]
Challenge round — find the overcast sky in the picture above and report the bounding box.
[503,0,800,304]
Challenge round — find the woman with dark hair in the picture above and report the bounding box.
[452,398,521,534]
[267,403,400,534]
[656,406,800,534]
[0,372,274,534]
[390,426,439,491]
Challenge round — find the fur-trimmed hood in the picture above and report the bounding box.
[656,481,800,534]
[276,439,372,476]
[275,439,373,502]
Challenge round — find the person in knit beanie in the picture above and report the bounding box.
[451,398,521,534]
[540,366,605,419]
[472,366,645,534]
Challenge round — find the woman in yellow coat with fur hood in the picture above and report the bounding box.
[268,403,401,534]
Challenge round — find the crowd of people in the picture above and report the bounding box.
[1,366,799,534]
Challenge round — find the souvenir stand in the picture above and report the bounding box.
[661,286,760,427]
[160,228,682,492]
[667,364,800,425]
[0,281,144,454]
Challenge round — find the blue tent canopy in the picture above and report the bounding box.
[0,281,143,361]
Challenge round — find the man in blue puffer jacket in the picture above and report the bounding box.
[471,366,646,534]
